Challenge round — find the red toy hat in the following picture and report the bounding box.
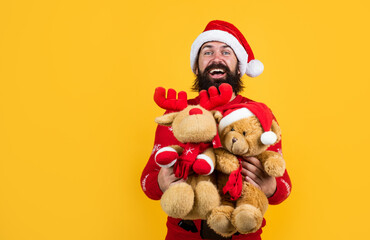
[190,20,264,77]
[218,102,277,145]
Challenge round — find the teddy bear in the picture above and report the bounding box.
[207,102,286,237]
[153,83,233,220]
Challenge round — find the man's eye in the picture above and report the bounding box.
[204,51,212,55]
[222,51,231,55]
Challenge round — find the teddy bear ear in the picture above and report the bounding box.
[155,112,179,126]
[212,110,223,123]
[270,120,282,143]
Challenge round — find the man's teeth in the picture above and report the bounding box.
[210,69,225,74]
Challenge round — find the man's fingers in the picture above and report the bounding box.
[242,168,262,184]
[245,176,261,190]
[169,178,186,187]
[170,173,183,182]
[241,161,264,181]
[158,167,183,192]
[165,168,181,182]
[243,157,264,171]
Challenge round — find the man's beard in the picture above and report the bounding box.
[192,63,244,94]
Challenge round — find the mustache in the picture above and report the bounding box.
[204,63,231,74]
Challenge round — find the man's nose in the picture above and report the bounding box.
[211,52,223,64]
[213,51,222,60]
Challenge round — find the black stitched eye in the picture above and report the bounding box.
[231,128,235,131]
[243,131,246,136]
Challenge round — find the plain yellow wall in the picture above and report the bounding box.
[1,0,370,239]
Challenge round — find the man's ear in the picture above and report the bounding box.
[212,110,223,123]
[271,120,282,143]
[155,112,178,126]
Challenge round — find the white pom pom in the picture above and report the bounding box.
[261,131,277,145]
[246,59,264,77]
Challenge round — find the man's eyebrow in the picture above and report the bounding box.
[200,44,232,50]
[201,44,214,50]
[221,45,232,49]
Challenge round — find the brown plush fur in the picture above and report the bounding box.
[207,116,286,237]
[155,105,221,220]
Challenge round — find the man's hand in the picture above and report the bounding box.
[158,167,185,193]
[241,156,277,198]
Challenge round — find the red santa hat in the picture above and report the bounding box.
[190,20,264,77]
[218,102,277,145]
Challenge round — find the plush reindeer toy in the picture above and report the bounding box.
[153,83,232,220]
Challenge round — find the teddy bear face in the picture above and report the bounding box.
[171,105,218,143]
[219,116,269,156]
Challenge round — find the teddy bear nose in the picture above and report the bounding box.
[189,108,203,115]
[232,137,238,143]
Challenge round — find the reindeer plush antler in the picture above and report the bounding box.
[154,87,188,111]
[199,83,233,110]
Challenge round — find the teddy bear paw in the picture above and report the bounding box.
[232,204,263,234]
[263,156,285,177]
[160,182,194,218]
[155,147,178,167]
[207,206,236,237]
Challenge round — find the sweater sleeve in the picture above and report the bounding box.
[140,124,180,200]
[266,117,292,205]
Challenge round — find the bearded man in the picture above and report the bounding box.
[141,20,292,240]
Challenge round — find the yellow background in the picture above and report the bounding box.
[1,0,369,239]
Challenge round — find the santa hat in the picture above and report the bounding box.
[218,102,277,145]
[190,20,264,77]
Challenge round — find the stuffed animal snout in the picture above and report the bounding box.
[223,131,249,156]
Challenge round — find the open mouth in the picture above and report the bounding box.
[209,68,226,79]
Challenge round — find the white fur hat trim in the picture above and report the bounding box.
[218,108,254,133]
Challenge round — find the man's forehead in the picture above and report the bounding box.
[200,41,231,49]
